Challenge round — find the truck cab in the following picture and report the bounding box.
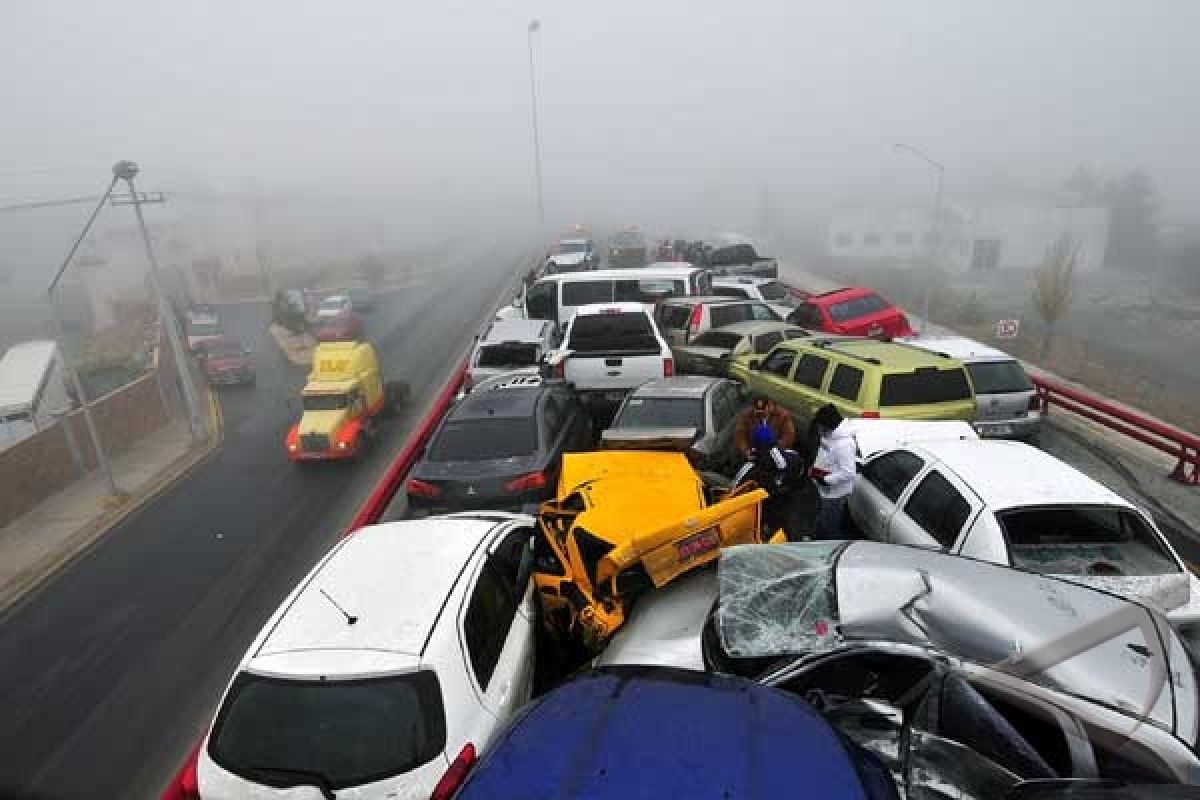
[285,342,389,461]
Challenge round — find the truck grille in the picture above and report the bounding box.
[300,433,330,454]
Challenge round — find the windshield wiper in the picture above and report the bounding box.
[244,765,336,799]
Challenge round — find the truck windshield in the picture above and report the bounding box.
[557,242,588,254]
[302,394,349,411]
[210,671,446,789]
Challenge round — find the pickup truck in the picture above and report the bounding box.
[549,303,673,412]
[707,235,778,279]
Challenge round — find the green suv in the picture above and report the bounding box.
[729,337,977,425]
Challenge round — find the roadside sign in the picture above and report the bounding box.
[994,319,1020,339]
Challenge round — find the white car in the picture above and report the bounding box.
[847,436,1200,630]
[466,318,557,391]
[545,237,595,272]
[315,294,353,319]
[195,514,538,799]
[710,276,805,319]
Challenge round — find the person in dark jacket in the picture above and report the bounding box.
[733,393,796,459]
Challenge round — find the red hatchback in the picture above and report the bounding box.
[786,287,913,338]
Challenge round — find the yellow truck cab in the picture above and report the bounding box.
[534,449,767,648]
[285,341,401,461]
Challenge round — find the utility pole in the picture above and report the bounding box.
[893,143,946,335]
[113,160,206,443]
[527,19,546,245]
[46,176,122,498]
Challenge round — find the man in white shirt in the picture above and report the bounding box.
[809,404,856,539]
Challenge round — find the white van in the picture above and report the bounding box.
[517,265,712,332]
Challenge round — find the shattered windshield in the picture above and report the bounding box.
[715,542,1192,733]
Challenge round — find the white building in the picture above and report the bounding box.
[827,197,1109,273]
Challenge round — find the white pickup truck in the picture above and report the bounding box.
[549,303,673,410]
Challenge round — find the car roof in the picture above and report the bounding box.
[320,294,348,303]
[630,375,724,398]
[454,385,543,419]
[909,438,1132,510]
[571,301,648,316]
[251,518,500,668]
[901,335,1018,363]
[810,286,876,303]
[559,237,589,245]
[480,318,550,343]
[785,338,962,370]
[844,419,978,458]
[703,320,803,336]
[661,295,761,306]
[455,667,874,800]
[711,275,777,286]
[543,266,700,282]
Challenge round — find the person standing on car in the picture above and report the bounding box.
[734,393,796,460]
[809,404,856,539]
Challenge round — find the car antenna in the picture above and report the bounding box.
[319,588,358,625]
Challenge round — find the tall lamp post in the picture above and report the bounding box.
[46,176,122,497]
[113,160,206,443]
[893,143,945,335]
[527,19,546,244]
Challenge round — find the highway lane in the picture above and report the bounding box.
[0,246,523,800]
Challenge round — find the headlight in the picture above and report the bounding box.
[337,441,349,450]
[288,443,298,451]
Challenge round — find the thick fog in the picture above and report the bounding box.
[3,0,1199,293]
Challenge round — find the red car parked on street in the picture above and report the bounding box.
[785,286,913,338]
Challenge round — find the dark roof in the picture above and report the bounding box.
[455,667,888,799]
[452,386,543,420]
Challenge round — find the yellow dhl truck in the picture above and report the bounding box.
[285,341,407,462]
[533,447,771,648]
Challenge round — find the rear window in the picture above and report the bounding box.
[710,305,753,328]
[562,281,613,306]
[1000,506,1179,575]
[429,418,538,460]
[966,360,1034,394]
[690,331,743,349]
[210,671,446,789]
[827,293,890,322]
[613,397,706,433]
[758,281,791,302]
[569,312,658,353]
[477,343,539,368]
[615,278,685,303]
[879,368,972,406]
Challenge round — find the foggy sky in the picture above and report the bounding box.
[4,0,1200,278]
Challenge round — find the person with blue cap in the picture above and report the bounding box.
[734,392,796,461]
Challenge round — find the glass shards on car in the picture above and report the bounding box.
[712,541,1198,742]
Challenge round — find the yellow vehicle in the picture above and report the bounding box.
[533,448,769,648]
[284,341,406,461]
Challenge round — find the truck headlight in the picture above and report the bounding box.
[288,443,298,452]
[337,441,349,450]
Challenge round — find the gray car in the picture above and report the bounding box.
[672,320,809,377]
[599,541,1200,789]
[607,376,749,472]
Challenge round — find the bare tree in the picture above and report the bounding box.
[1032,234,1079,361]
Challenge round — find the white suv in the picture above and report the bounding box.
[710,276,806,319]
[195,514,538,799]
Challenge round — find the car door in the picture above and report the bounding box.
[850,449,927,541]
[751,347,797,410]
[887,467,981,551]
[460,527,537,724]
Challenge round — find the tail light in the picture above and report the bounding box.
[161,741,202,800]
[505,471,548,493]
[861,411,880,419]
[431,742,477,800]
[663,357,674,377]
[688,304,704,336]
[407,478,443,499]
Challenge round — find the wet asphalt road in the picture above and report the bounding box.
[0,250,521,800]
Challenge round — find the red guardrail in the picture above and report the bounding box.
[345,359,469,533]
[159,359,469,799]
[1032,374,1200,485]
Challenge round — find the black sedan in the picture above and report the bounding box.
[406,378,593,514]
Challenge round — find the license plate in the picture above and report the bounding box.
[676,528,720,562]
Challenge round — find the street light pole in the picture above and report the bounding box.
[46,176,122,498]
[893,143,945,335]
[113,161,206,444]
[526,19,546,244]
